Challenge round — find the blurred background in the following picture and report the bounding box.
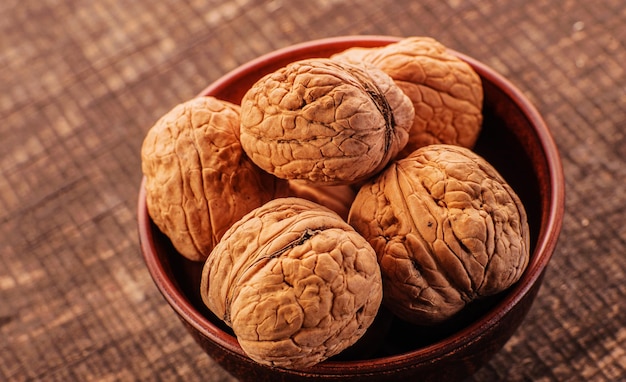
[1,0,625,381]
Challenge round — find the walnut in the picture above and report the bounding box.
[200,197,383,369]
[348,145,529,324]
[287,181,356,221]
[141,96,288,262]
[332,37,484,157]
[239,58,415,185]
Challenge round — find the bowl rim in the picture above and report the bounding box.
[138,35,565,374]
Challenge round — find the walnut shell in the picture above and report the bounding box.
[348,145,529,324]
[201,197,383,369]
[239,58,415,185]
[287,180,356,221]
[333,37,484,157]
[141,96,287,261]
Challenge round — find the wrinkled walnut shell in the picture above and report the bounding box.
[240,58,415,185]
[141,96,287,261]
[333,37,483,157]
[201,197,383,369]
[348,145,529,324]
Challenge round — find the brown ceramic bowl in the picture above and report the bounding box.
[138,36,565,381]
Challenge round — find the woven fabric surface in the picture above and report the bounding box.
[1,0,625,381]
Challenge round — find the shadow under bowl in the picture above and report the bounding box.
[138,35,565,381]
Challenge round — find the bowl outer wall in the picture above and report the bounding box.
[138,35,565,380]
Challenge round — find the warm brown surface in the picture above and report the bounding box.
[1,1,625,381]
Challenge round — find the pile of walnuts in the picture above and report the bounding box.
[141,37,529,369]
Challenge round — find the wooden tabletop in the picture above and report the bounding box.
[2,0,625,381]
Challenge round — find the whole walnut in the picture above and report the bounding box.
[141,96,287,261]
[201,197,383,369]
[348,145,529,324]
[332,37,484,158]
[239,58,415,185]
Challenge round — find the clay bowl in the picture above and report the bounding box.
[138,35,565,381]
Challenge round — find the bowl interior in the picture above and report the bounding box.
[138,36,564,375]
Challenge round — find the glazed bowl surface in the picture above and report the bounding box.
[138,35,565,381]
